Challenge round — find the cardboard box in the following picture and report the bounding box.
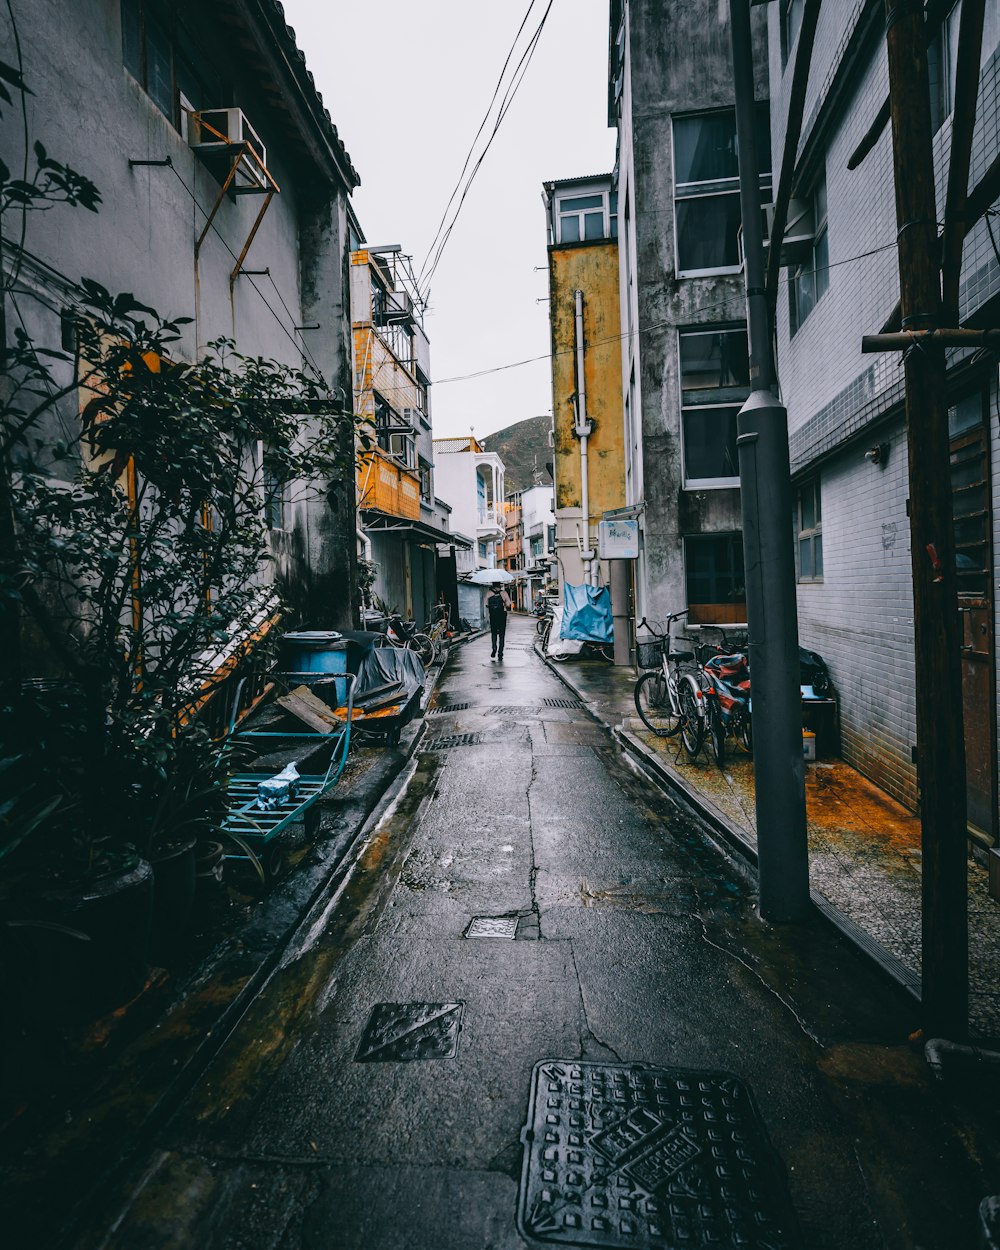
[802,730,817,762]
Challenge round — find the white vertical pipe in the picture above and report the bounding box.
[574,289,595,586]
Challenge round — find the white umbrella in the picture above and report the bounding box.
[466,568,515,585]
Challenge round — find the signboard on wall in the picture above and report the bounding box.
[598,518,639,559]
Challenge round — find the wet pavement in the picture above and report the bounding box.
[544,651,1000,1042]
[60,618,1000,1249]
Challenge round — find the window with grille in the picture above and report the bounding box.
[796,478,823,582]
[679,325,750,487]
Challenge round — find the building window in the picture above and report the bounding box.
[796,478,823,582]
[122,1,219,127]
[685,533,746,625]
[949,391,990,596]
[418,458,432,504]
[929,1,1000,132]
[789,174,828,334]
[263,457,286,532]
[556,188,617,243]
[780,0,804,67]
[679,326,750,488]
[478,541,487,559]
[672,105,771,276]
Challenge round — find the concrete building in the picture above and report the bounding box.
[764,0,1000,843]
[432,437,505,627]
[609,0,770,626]
[499,482,555,610]
[350,235,464,626]
[542,174,626,597]
[2,0,361,629]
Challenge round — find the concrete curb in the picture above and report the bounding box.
[535,643,922,1004]
[38,648,462,1250]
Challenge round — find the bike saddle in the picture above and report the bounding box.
[668,649,694,661]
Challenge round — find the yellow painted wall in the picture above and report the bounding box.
[548,241,625,516]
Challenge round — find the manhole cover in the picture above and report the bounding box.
[424,732,485,749]
[429,702,472,715]
[355,1002,464,1062]
[543,697,583,709]
[466,916,519,939]
[518,1060,798,1249]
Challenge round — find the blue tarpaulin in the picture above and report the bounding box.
[560,583,614,643]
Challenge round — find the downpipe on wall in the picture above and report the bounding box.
[574,289,596,586]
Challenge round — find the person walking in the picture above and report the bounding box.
[487,585,511,660]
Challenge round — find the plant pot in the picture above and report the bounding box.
[150,837,197,960]
[14,857,154,1023]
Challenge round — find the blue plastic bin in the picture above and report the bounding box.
[281,632,348,702]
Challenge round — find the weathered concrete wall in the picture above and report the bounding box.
[549,240,625,518]
[621,0,767,627]
[1,0,357,629]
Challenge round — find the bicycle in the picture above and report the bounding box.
[696,629,752,767]
[633,611,705,758]
[421,603,452,660]
[378,614,436,666]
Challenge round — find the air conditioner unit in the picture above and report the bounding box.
[400,407,419,428]
[384,288,414,324]
[189,108,268,191]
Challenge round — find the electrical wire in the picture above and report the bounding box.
[418,0,557,299]
[434,238,903,386]
[167,162,329,385]
[416,0,543,288]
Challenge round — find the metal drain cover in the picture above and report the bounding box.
[543,697,583,709]
[355,1002,464,1062]
[466,916,518,939]
[430,702,473,715]
[424,732,485,749]
[518,1060,798,1249]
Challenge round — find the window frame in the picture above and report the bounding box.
[796,477,823,583]
[684,532,747,625]
[678,324,750,489]
[555,186,617,244]
[671,106,772,279]
[789,173,829,335]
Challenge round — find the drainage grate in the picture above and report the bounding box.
[466,915,519,939]
[424,732,485,749]
[355,1001,464,1062]
[542,697,583,709]
[429,702,472,715]
[518,1060,798,1249]
[489,705,542,716]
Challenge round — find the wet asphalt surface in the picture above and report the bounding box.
[74,617,1000,1250]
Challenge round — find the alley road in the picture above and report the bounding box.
[78,617,997,1250]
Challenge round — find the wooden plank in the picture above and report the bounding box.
[275,685,340,733]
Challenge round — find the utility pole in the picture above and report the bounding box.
[882,0,968,1037]
[729,0,810,922]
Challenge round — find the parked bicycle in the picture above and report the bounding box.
[633,612,705,758]
[421,603,452,661]
[698,631,752,767]
[378,614,436,666]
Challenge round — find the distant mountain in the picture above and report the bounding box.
[481,414,553,495]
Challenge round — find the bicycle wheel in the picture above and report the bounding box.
[536,616,548,637]
[708,695,725,768]
[678,678,705,759]
[732,704,753,754]
[406,633,436,665]
[634,670,681,736]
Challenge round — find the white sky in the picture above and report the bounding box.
[279,0,616,440]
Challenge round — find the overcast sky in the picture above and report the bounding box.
[279,0,616,440]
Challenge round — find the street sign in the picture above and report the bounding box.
[598,517,639,559]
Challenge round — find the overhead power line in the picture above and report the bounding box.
[417,0,557,300]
